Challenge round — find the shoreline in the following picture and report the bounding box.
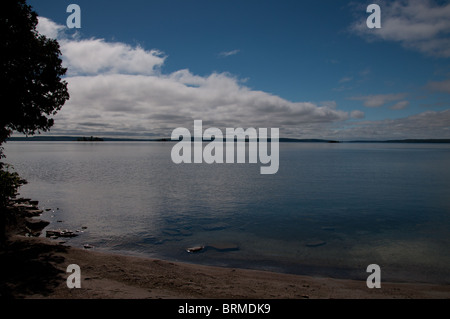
[1,198,449,299]
[2,235,450,299]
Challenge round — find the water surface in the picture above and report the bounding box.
[5,141,450,284]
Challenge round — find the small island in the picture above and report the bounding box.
[76,136,104,142]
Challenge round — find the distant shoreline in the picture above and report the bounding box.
[7,136,450,143]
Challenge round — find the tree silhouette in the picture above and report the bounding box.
[1,0,69,148]
[1,0,69,239]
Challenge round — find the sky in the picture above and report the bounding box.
[26,0,450,140]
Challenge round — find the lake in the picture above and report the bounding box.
[4,141,450,284]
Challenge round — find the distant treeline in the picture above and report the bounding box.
[7,136,450,143]
[348,139,450,143]
[76,136,104,141]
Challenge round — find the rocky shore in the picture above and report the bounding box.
[2,197,49,238]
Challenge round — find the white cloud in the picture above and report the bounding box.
[36,17,450,140]
[350,110,365,119]
[390,100,410,110]
[350,0,450,57]
[60,39,166,76]
[350,93,407,108]
[36,17,65,39]
[35,18,348,138]
[219,49,240,57]
[55,72,349,137]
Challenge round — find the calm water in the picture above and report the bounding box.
[4,141,450,284]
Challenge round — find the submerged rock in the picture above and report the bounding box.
[207,243,239,252]
[305,240,326,247]
[46,229,78,238]
[163,229,180,236]
[202,223,228,231]
[163,228,192,237]
[186,246,204,253]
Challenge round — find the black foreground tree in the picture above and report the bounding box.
[1,0,69,239]
[1,0,69,147]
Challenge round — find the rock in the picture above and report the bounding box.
[186,246,204,253]
[207,243,239,252]
[163,229,181,236]
[83,244,94,249]
[202,222,228,231]
[14,203,34,209]
[46,230,59,237]
[306,240,326,247]
[16,198,31,203]
[29,200,39,205]
[58,230,78,238]
[46,229,78,238]
[25,218,50,230]
[163,228,192,236]
[24,209,43,217]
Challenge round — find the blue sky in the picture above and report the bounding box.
[28,0,450,139]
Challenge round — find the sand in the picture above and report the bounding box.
[1,235,449,299]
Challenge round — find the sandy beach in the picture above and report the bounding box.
[1,234,449,299]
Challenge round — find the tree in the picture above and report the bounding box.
[1,0,69,149]
[1,0,69,240]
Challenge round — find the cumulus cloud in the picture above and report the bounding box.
[60,39,166,76]
[36,17,65,39]
[350,0,450,57]
[349,93,407,108]
[36,18,349,138]
[55,72,349,137]
[35,17,450,140]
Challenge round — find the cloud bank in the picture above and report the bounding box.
[341,109,450,140]
[36,17,350,138]
[351,0,450,58]
[35,16,450,140]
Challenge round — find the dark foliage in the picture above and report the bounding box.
[0,0,69,146]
